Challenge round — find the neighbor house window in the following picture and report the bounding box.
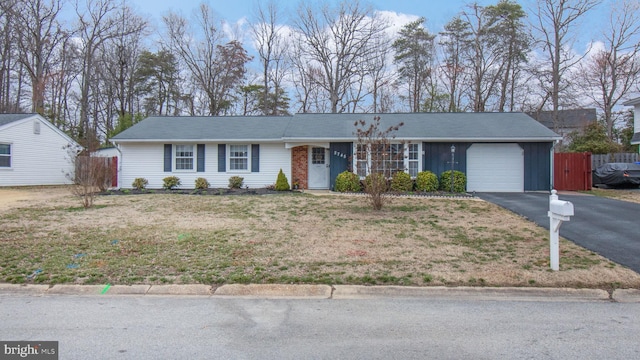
[408,143,419,177]
[0,144,10,168]
[175,145,194,170]
[229,145,249,171]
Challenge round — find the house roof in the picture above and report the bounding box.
[623,97,640,106]
[0,113,35,128]
[283,112,560,141]
[111,113,561,143]
[111,116,293,142]
[631,132,640,145]
[526,108,597,130]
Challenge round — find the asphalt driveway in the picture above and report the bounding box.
[476,192,640,274]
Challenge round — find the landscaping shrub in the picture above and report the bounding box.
[415,171,438,192]
[275,169,290,191]
[228,176,244,189]
[194,177,210,190]
[390,171,413,192]
[439,170,467,193]
[162,176,181,190]
[335,171,362,192]
[132,177,148,190]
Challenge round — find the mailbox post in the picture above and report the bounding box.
[547,189,574,271]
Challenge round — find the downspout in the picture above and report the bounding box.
[550,140,559,192]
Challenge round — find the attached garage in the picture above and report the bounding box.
[467,143,524,192]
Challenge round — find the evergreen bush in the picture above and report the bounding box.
[439,170,467,193]
[390,171,413,192]
[275,169,290,191]
[334,171,362,192]
[415,171,438,192]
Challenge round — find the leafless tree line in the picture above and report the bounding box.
[0,0,638,147]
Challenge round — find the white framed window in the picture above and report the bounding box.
[0,143,10,168]
[229,144,249,171]
[355,143,416,178]
[174,144,194,171]
[408,143,419,177]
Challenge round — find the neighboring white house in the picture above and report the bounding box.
[0,113,80,186]
[623,97,640,154]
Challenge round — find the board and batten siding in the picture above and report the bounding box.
[0,117,76,186]
[119,142,291,189]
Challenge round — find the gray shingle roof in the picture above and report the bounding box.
[284,113,559,141]
[631,132,640,144]
[112,116,293,141]
[526,109,596,130]
[0,113,35,127]
[111,113,560,142]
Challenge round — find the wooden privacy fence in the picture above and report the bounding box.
[554,152,592,191]
[592,153,639,168]
[75,156,118,189]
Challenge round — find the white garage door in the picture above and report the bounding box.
[467,143,524,192]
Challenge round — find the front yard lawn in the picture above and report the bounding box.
[1,189,639,289]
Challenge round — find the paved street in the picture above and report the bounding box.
[477,192,640,273]
[1,294,639,359]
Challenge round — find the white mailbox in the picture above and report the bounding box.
[548,190,574,271]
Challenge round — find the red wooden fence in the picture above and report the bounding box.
[110,156,118,188]
[554,152,592,191]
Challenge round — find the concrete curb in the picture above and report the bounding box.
[612,289,640,303]
[332,285,611,302]
[0,284,636,302]
[214,284,332,299]
[147,285,212,296]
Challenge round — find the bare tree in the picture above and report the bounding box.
[580,0,640,139]
[532,0,601,132]
[163,3,251,116]
[74,0,128,149]
[0,0,26,112]
[12,0,68,115]
[292,0,388,113]
[252,1,289,115]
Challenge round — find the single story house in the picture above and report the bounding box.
[0,113,80,187]
[111,113,561,192]
[527,108,597,145]
[623,97,640,153]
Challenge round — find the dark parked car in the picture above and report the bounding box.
[593,163,640,188]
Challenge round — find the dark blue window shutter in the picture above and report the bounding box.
[251,144,259,172]
[218,144,226,172]
[197,144,205,172]
[164,144,172,172]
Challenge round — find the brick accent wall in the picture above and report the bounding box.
[291,146,308,189]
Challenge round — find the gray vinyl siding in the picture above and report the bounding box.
[422,142,469,176]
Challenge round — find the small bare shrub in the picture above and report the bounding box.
[195,177,210,190]
[132,178,148,190]
[228,176,244,189]
[163,176,181,190]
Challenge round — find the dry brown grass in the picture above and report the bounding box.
[1,187,639,289]
[584,188,640,204]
